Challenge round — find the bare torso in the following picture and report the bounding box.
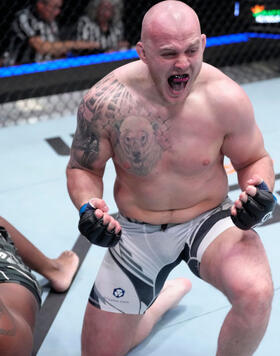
[73,61,246,224]
[89,61,234,224]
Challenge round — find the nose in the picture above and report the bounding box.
[174,54,190,70]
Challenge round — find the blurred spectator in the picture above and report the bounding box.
[85,0,124,23]
[77,0,130,53]
[4,0,100,66]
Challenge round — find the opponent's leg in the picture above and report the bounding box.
[131,277,192,347]
[0,283,39,356]
[82,278,191,356]
[200,227,273,356]
[0,217,79,292]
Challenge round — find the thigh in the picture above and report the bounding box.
[0,283,38,330]
[82,302,143,356]
[0,283,38,356]
[200,227,273,298]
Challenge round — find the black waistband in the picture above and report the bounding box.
[125,217,168,231]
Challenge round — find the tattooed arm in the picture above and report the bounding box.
[66,89,113,210]
[67,71,138,212]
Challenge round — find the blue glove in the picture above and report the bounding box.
[231,181,277,230]
[78,203,121,247]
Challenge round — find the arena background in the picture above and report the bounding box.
[0,0,279,126]
[1,2,280,354]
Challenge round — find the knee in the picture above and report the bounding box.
[219,231,274,317]
[229,275,274,320]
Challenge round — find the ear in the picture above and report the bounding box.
[136,41,147,63]
[201,34,206,52]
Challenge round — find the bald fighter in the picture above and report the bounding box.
[67,1,276,355]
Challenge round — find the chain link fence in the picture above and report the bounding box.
[0,0,280,127]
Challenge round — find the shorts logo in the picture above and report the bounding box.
[113,287,125,298]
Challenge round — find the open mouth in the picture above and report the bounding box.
[168,74,189,91]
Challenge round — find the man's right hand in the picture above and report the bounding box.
[78,198,121,247]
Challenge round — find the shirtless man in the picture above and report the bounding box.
[66,1,276,355]
[0,216,79,355]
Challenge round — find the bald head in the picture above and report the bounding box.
[141,1,201,43]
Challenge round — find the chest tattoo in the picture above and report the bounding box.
[71,73,172,174]
[114,113,171,175]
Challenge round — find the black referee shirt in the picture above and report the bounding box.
[7,6,59,65]
[77,15,125,52]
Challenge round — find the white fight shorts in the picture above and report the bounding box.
[89,197,235,314]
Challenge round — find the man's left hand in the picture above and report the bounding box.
[231,176,277,230]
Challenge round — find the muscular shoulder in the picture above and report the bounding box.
[200,63,248,105]
[200,63,254,130]
[83,69,139,128]
[198,65,265,167]
[70,67,145,170]
[84,61,145,122]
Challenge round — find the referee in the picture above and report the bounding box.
[6,0,100,65]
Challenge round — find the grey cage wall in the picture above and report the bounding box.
[0,0,280,126]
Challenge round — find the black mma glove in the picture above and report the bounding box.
[231,181,277,230]
[78,202,121,247]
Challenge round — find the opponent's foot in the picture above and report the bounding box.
[159,278,192,309]
[48,251,79,292]
[131,278,192,347]
[148,277,192,322]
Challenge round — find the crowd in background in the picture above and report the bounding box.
[0,0,134,67]
[0,0,264,67]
